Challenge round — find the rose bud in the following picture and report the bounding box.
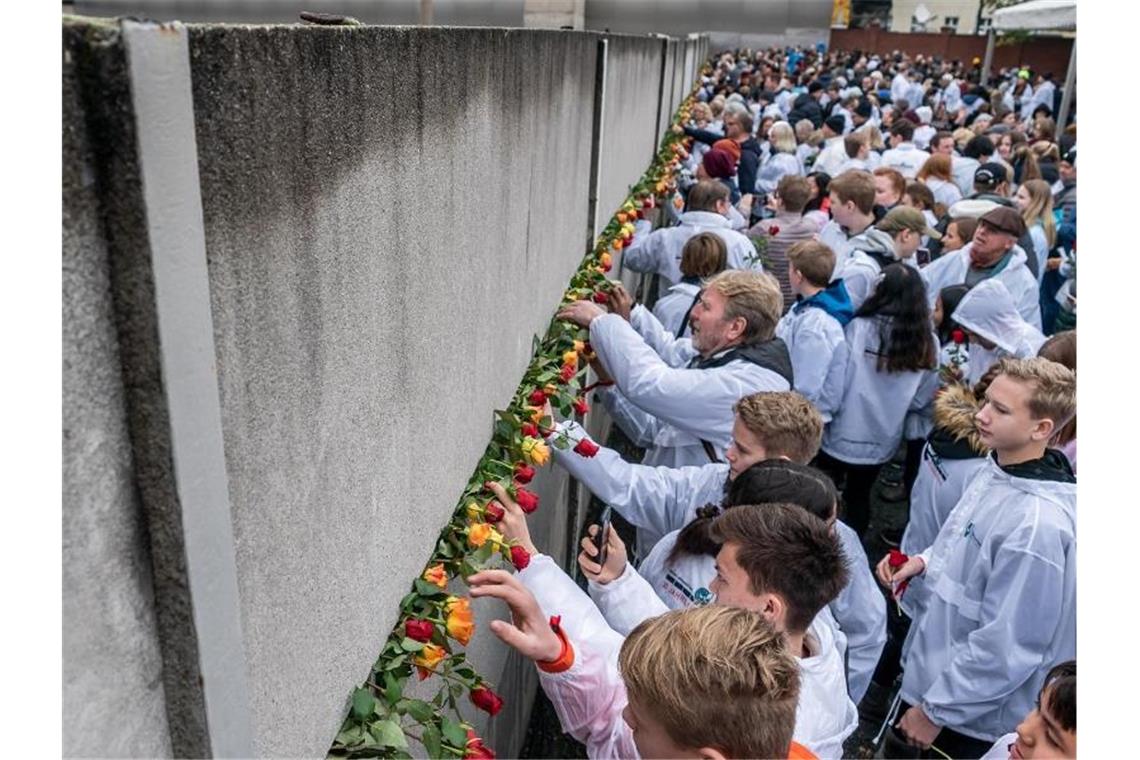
[528,389,547,406]
[470,686,504,716]
[510,545,531,571]
[520,422,539,438]
[769,225,780,235]
[484,501,505,523]
[405,619,435,643]
[592,291,609,304]
[573,438,600,458]
[573,397,589,415]
[560,363,576,382]
[515,487,539,513]
[513,463,535,484]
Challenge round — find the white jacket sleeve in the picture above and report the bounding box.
[550,421,726,540]
[587,561,671,636]
[919,543,1070,731]
[621,219,664,276]
[595,385,662,448]
[518,556,638,759]
[590,314,762,447]
[725,204,748,231]
[787,312,843,413]
[830,523,887,704]
[629,305,700,368]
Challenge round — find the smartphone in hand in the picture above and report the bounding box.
[593,506,613,567]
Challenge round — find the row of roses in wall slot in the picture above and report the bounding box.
[329,95,698,760]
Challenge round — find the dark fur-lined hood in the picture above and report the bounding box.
[930,383,990,458]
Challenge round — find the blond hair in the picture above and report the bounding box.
[787,240,836,289]
[620,605,800,760]
[704,270,783,344]
[734,391,823,464]
[995,357,1076,430]
[1019,179,1057,248]
[768,121,797,154]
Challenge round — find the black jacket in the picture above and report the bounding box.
[787,93,823,129]
[737,137,763,197]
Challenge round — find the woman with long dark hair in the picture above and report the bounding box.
[815,263,940,536]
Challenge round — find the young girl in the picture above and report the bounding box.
[939,216,977,254]
[802,170,832,230]
[932,283,971,385]
[952,278,1047,385]
[816,264,939,536]
[916,154,962,209]
[1014,178,1057,284]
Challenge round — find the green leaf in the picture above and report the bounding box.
[383,671,403,706]
[335,726,365,746]
[371,719,409,749]
[441,717,467,750]
[552,436,569,450]
[423,724,443,758]
[414,578,446,597]
[403,698,435,722]
[382,654,407,671]
[399,637,425,653]
[351,687,376,720]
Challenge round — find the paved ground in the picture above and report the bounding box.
[518,430,915,759]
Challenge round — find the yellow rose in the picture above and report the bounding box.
[445,597,475,645]
[562,351,578,368]
[468,523,493,548]
[521,436,551,467]
[465,500,482,522]
[414,642,447,679]
[599,253,612,268]
[423,563,448,589]
[573,340,586,353]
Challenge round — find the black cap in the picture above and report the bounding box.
[974,162,1008,189]
[824,114,846,134]
[808,80,824,94]
[1062,146,1076,165]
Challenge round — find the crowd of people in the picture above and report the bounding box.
[472,45,1077,760]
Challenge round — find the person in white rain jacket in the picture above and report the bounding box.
[879,357,1076,755]
[838,206,939,311]
[776,240,854,421]
[816,263,940,537]
[466,569,808,760]
[921,205,1042,329]
[622,179,757,300]
[879,120,931,179]
[650,232,727,338]
[951,278,1047,385]
[557,269,792,472]
[818,170,878,270]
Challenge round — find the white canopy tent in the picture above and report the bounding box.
[981,0,1076,138]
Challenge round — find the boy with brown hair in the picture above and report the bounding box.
[878,357,1076,757]
[776,241,853,423]
[819,169,877,268]
[651,231,728,337]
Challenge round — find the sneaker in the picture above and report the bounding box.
[880,527,903,548]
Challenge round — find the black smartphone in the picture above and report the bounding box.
[592,506,613,567]
[916,247,931,267]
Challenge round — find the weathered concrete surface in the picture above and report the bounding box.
[186,25,599,758]
[61,20,173,759]
[596,35,666,223]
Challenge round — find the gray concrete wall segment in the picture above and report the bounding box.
[62,17,215,757]
[122,20,256,758]
[62,20,174,759]
[596,34,666,224]
[184,25,598,757]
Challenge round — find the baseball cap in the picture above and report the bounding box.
[974,162,1009,189]
[1062,145,1076,166]
[876,207,942,240]
[979,206,1027,237]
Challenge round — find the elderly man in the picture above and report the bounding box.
[557,269,792,470]
[921,206,1041,328]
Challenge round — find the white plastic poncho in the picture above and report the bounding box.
[951,278,1046,385]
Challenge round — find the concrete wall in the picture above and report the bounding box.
[62,16,708,758]
[62,19,174,759]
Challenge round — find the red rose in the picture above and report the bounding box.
[601,260,612,272]
[405,619,435,643]
[520,422,539,438]
[887,549,911,596]
[560,363,577,382]
[465,729,496,759]
[593,291,609,304]
[528,389,547,406]
[573,438,600,458]
[768,224,780,235]
[470,686,504,716]
[484,501,505,523]
[573,397,589,415]
[583,342,593,354]
[515,487,539,513]
[642,197,654,209]
[951,329,966,344]
[510,545,531,571]
[630,207,641,220]
[513,463,535,484]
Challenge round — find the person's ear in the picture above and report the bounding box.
[761,593,785,625]
[698,747,729,760]
[728,315,748,341]
[1030,417,1056,442]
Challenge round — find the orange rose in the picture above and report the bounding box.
[521,436,550,467]
[562,351,578,368]
[468,523,493,548]
[414,642,447,680]
[445,597,475,645]
[423,563,448,589]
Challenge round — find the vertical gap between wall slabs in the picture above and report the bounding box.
[122,20,254,759]
[587,37,608,246]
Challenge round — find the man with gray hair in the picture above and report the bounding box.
[557,269,793,469]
